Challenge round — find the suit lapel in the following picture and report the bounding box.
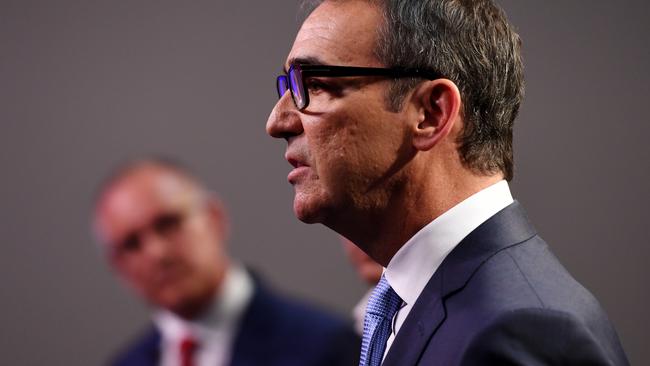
[382,271,446,366]
[141,327,162,365]
[382,201,536,366]
[229,280,277,366]
[118,326,160,366]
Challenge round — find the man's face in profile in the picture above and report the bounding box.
[95,166,227,316]
[266,1,414,227]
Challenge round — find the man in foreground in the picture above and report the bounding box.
[93,158,359,366]
[266,0,628,364]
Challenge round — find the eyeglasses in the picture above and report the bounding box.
[276,64,441,110]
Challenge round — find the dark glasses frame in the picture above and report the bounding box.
[276,64,441,110]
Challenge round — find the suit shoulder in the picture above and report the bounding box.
[496,236,620,330]
[263,287,356,338]
[454,236,629,365]
[272,296,361,365]
[234,284,360,365]
[461,308,629,366]
[109,326,159,366]
[440,237,628,363]
[470,235,601,312]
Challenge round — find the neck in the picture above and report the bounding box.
[333,166,503,267]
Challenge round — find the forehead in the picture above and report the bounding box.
[287,0,383,68]
[96,167,198,241]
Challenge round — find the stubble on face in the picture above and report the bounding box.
[285,1,415,227]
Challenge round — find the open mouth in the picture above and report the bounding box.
[286,156,311,184]
[288,158,309,169]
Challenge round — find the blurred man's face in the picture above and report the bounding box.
[95,166,228,318]
[266,0,414,227]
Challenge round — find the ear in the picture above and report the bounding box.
[409,79,462,151]
[205,192,230,241]
[91,215,121,270]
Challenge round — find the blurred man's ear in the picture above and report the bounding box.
[91,213,119,268]
[205,192,230,241]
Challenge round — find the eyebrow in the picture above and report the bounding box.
[283,56,327,73]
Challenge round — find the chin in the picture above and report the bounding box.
[163,294,209,319]
[293,202,321,224]
[154,290,184,309]
[293,193,328,224]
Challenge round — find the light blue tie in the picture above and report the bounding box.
[359,274,403,366]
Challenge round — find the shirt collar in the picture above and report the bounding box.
[384,180,514,306]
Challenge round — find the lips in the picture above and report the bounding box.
[285,152,311,184]
[288,158,308,169]
[154,269,183,286]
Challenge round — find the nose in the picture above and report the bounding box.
[266,92,304,141]
[140,231,173,264]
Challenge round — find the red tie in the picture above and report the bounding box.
[180,335,199,366]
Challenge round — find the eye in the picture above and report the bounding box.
[304,78,329,94]
[305,77,346,99]
[153,212,184,236]
[117,233,141,255]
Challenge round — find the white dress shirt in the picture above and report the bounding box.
[383,180,514,358]
[154,263,254,366]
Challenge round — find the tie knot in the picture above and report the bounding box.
[180,335,199,366]
[366,275,402,320]
[359,274,403,366]
[180,336,198,351]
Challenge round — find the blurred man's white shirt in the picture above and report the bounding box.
[154,263,253,366]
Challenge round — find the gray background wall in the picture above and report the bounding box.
[1,0,647,364]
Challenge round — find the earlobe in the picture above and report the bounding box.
[411,79,461,151]
[206,193,230,240]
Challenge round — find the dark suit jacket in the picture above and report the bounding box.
[111,280,360,366]
[383,201,629,366]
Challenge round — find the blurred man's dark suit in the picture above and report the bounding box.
[384,202,629,366]
[112,281,360,366]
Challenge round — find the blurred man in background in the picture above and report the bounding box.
[93,158,359,366]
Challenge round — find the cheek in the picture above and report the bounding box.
[307,114,362,176]
[184,224,223,267]
[117,264,154,299]
[115,259,146,283]
[300,95,408,200]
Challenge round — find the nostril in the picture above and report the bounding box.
[266,109,303,140]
